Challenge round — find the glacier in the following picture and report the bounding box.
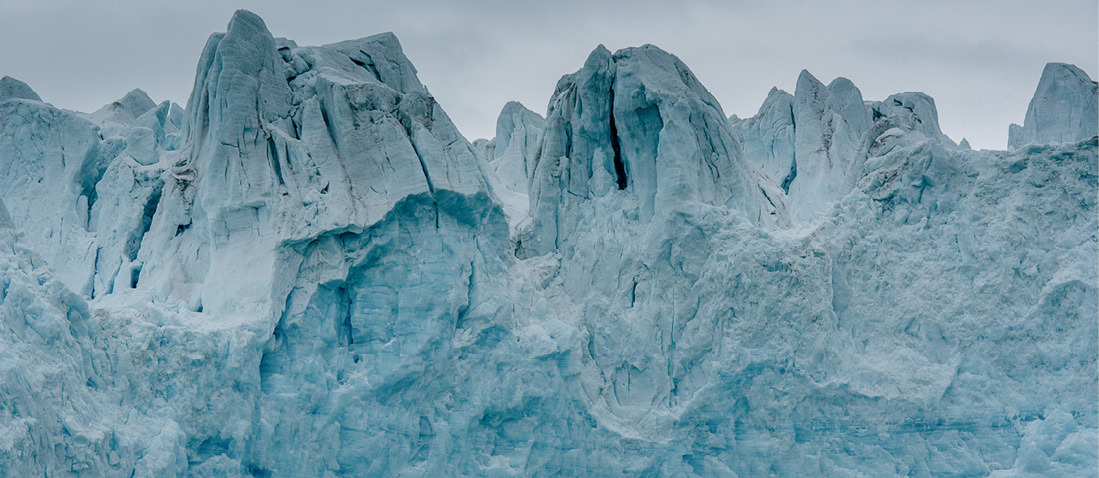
[0,10,1095,477]
[1009,63,1099,149]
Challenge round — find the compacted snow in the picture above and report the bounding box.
[0,10,1095,477]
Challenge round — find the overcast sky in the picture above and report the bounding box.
[1,0,1095,149]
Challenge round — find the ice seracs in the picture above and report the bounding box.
[523,44,787,256]
[785,71,872,221]
[872,91,952,144]
[1008,62,1098,148]
[731,87,796,191]
[731,70,876,222]
[83,88,158,135]
[135,10,491,316]
[0,73,187,300]
[731,70,962,222]
[478,101,544,228]
[0,76,42,102]
[0,9,1095,477]
[0,88,102,294]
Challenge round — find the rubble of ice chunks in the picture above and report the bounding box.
[1009,62,1099,148]
[827,137,1097,476]
[0,195,160,476]
[0,189,276,476]
[0,196,113,475]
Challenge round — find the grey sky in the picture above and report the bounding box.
[1,0,1095,150]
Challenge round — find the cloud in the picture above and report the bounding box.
[0,0,1094,149]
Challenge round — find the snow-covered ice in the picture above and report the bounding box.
[0,10,1095,477]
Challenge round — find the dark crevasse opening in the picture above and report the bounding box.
[123,186,162,289]
[318,99,339,147]
[350,50,382,83]
[608,86,628,190]
[77,138,126,226]
[124,187,162,262]
[130,265,142,289]
[267,134,285,187]
[630,279,638,307]
[780,158,797,194]
[334,285,354,352]
[562,121,573,159]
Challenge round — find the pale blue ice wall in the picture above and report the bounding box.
[0,9,1095,477]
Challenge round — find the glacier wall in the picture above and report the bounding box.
[0,9,1096,477]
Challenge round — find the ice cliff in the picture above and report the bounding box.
[0,10,1095,477]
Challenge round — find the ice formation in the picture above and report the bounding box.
[1009,62,1099,149]
[0,76,41,102]
[729,70,965,222]
[0,10,1095,477]
[477,101,544,228]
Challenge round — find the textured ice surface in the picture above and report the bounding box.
[1009,63,1098,149]
[0,76,41,102]
[730,70,967,223]
[478,101,544,229]
[730,87,796,191]
[0,10,1095,477]
[522,44,787,257]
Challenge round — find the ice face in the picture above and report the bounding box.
[481,101,543,228]
[128,10,492,317]
[522,44,788,257]
[0,96,102,295]
[731,87,796,190]
[0,76,42,102]
[0,9,1095,477]
[83,89,158,136]
[782,71,874,222]
[731,70,973,224]
[1011,62,1099,148]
